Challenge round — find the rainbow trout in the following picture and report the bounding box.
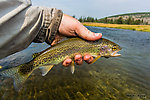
[0,38,121,90]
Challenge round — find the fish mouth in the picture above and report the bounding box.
[111,50,121,57]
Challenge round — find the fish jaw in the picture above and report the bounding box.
[110,50,121,57]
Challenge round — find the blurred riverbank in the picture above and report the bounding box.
[82,22,150,32]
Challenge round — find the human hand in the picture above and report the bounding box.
[51,14,102,66]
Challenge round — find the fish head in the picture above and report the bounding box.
[99,38,122,57]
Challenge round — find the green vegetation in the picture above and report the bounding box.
[108,12,150,18]
[78,16,97,22]
[78,12,150,25]
[101,17,146,25]
[79,16,147,25]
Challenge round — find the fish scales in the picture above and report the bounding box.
[19,38,100,75]
[34,39,100,66]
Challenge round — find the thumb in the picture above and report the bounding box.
[75,22,102,41]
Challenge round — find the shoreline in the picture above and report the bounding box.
[82,22,150,32]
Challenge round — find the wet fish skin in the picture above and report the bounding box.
[33,37,121,66]
[0,37,121,90]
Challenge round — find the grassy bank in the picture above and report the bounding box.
[82,22,150,32]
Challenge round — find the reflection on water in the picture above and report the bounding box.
[0,26,150,99]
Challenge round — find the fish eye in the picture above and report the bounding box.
[112,46,117,51]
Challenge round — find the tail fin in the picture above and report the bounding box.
[0,65,29,91]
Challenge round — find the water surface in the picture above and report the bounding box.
[0,26,150,100]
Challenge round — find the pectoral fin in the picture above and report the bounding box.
[70,61,75,74]
[39,65,54,76]
[91,56,101,64]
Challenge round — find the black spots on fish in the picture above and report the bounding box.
[99,46,110,56]
[33,63,36,66]
[33,60,38,66]
[40,60,45,65]
[19,64,34,75]
[47,55,55,61]
[48,58,52,62]
[43,58,48,62]
[101,46,106,51]
[39,61,42,65]
[52,53,57,58]
[100,46,108,51]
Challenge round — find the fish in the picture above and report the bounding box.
[0,37,122,90]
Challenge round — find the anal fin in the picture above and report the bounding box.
[39,65,54,76]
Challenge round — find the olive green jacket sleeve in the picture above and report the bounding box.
[0,0,63,59]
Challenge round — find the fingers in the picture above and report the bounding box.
[62,54,94,67]
[83,54,94,64]
[74,54,83,65]
[62,54,83,67]
[62,58,72,67]
[75,21,102,41]
[59,14,102,41]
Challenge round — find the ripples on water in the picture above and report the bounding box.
[0,26,150,100]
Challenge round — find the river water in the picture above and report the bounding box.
[0,26,150,100]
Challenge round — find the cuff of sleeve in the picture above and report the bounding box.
[33,8,63,44]
[45,9,63,44]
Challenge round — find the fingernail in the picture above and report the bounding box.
[76,58,81,62]
[95,33,101,37]
[87,57,92,62]
[87,57,92,64]
[65,61,71,67]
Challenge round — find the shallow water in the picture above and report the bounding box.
[0,26,150,100]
